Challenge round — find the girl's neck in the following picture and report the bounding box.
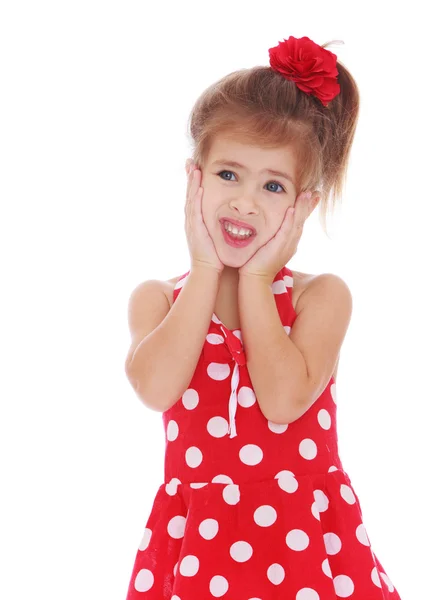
[214,266,240,329]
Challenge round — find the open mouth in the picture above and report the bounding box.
[220,221,256,248]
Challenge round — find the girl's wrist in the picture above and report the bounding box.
[190,262,223,278]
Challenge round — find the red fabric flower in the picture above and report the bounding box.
[268,36,340,107]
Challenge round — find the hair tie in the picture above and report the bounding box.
[268,35,341,107]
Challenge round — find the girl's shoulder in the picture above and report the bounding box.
[161,269,316,314]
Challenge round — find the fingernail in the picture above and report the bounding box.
[305,191,312,200]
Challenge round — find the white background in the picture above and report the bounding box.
[1,1,433,599]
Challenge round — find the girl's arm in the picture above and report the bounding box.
[239,272,352,424]
[125,266,221,412]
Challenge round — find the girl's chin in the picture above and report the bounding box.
[216,248,255,269]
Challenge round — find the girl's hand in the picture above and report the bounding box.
[184,160,224,274]
[238,191,314,284]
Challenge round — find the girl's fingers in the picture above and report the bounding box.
[194,187,203,223]
[185,167,196,219]
[186,164,203,224]
[189,167,197,195]
[292,192,312,222]
[190,171,198,208]
[190,170,202,217]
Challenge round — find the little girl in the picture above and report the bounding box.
[124,35,401,600]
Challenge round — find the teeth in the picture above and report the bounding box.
[224,221,254,239]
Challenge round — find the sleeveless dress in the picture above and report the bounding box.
[125,266,401,600]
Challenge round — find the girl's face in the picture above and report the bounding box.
[199,134,300,269]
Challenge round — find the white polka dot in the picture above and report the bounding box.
[275,470,299,493]
[199,518,219,540]
[166,478,182,496]
[174,275,187,290]
[268,421,289,433]
[267,563,285,585]
[240,444,263,466]
[254,505,277,527]
[324,532,342,555]
[167,420,179,441]
[207,416,229,438]
[380,572,395,592]
[328,465,338,472]
[206,333,225,345]
[286,529,310,551]
[207,362,231,381]
[223,484,240,505]
[138,528,152,551]
[313,489,329,512]
[167,515,186,539]
[233,330,243,342]
[333,574,354,597]
[173,562,178,576]
[284,325,291,335]
[272,279,287,294]
[182,388,199,410]
[371,566,382,587]
[340,484,356,504]
[299,439,317,460]
[211,313,222,324]
[179,555,200,576]
[212,474,234,484]
[322,558,332,578]
[171,596,181,600]
[296,589,320,600]
[230,540,253,562]
[283,274,294,287]
[318,409,331,430]
[186,446,203,468]
[134,568,154,592]
[210,575,229,597]
[311,500,320,521]
[190,482,208,489]
[238,386,256,407]
[330,382,337,404]
[356,523,370,546]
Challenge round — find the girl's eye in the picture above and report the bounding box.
[216,170,286,194]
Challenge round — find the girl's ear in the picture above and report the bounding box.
[309,192,321,212]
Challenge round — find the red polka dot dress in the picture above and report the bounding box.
[125,266,401,600]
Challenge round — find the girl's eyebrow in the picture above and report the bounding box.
[211,159,294,185]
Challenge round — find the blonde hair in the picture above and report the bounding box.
[186,40,360,236]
